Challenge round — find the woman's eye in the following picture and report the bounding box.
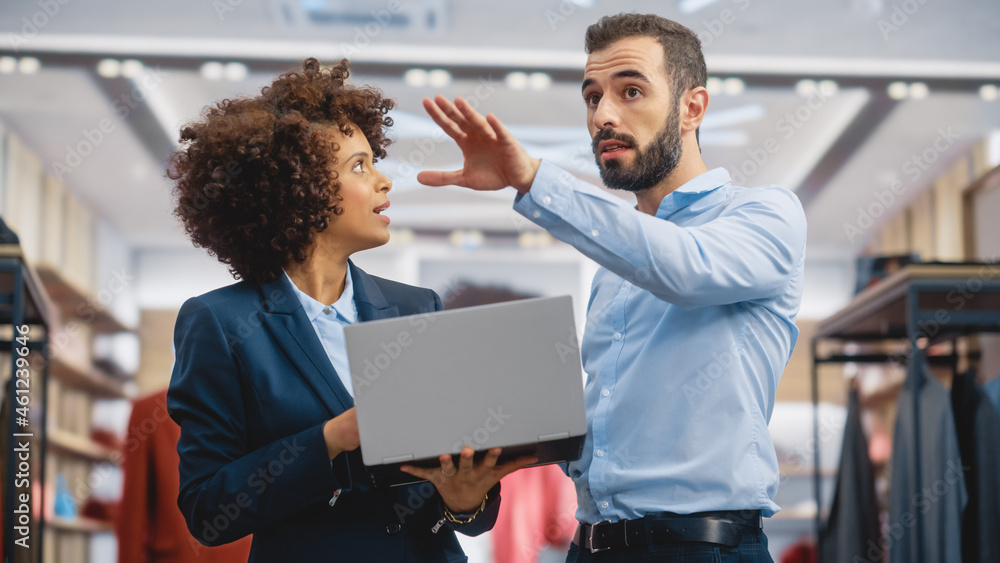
[625,88,640,99]
[353,161,363,172]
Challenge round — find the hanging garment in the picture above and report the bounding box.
[819,388,881,563]
[117,390,252,563]
[983,376,1000,418]
[951,369,1000,563]
[491,464,578,563]
[887,350,966,563]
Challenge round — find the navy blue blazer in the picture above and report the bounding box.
[167,262,499,562]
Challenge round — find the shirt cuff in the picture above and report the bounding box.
[513,160,576,229]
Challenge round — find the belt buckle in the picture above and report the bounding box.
[587,520,613,553]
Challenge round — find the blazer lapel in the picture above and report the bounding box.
[350,260,399,322]
[256,274,354,414]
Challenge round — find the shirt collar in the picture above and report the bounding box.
[655,167,732,219]
[283,264,357,324]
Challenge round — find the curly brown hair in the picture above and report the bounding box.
[168,58,395,283]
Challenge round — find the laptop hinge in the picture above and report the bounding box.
[383,454,415,464]
[538,432,569,441]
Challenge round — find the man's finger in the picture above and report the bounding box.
[455,97,496,141]
[417,169,465,187]
[486,113,517,146]
[423,97,467,141]
[435,95,473,133]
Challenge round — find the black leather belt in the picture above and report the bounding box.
[574,510,761,553]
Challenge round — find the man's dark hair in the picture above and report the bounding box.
[584,13,708,103]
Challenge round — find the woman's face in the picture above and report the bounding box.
[322,123,393,254]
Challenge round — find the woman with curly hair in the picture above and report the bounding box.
[166,58,532,562]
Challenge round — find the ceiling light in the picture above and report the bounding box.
[18,57,40,74]
[404,68,428,87]
[723,77,744,96]
[887,81,908,100]
[200,61,224,81]
[428,69,451,88]
[224,62,248,81]
[505,72,528,90]
[705,77,723,96]
[908,82,929,99]
[980,84,999,102]
[96,58,121,78]
[529,72,552,91]
[795,79,817,97]
[121,59,144,78]
[1,56,19,74]
[818,79,838,96]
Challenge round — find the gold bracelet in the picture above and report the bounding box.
[443,495,488,524]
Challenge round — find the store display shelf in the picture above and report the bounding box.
[47,428,120,464]
[50,355,127,399]
[36,265,133,334]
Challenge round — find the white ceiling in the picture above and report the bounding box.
[1,0,999,261]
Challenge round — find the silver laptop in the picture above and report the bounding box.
[345,295,587,487]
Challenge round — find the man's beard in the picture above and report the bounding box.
[592,104,683,193]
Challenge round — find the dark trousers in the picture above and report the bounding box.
[564,527,773,563]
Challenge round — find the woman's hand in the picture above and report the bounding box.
[323,408,360,460]
[400,447,537,514]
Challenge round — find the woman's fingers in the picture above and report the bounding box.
[457,447,475,473]
[439,453,458,477]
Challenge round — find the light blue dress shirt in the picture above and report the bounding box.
[514,161,807,523]
[283,266,359,398]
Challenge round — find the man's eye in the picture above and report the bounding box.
[586,94,600,106]
[625,88,640,99]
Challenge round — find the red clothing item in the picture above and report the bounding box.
[491,465,577,563]
[116,390,252,563]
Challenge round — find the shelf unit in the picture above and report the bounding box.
[1,244,53,563]
[810,262,1000,561]
[36,263,132,563]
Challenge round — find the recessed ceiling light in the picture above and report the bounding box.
[706,77,723,96]
[200,61,224,81]
[428,69,451,88]
[723,77,744,96]
[529,72,552,91]
[121,59,144,78]
[505,72,528,90]
[909,82,929,99]
[96,58,121,78]
[224,62,248,81]
[0,56,17,73]
[980,84,999,102]
[887,81,908,100]
[818,80,838,96]
[18,57,40,74]
[404,68,428,87]
[795,79,817,97]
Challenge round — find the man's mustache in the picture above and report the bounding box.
[592,129,638,155]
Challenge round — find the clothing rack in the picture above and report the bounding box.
[1,244,53,563]
[810,262,1000,563]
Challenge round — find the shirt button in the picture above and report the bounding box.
[542,196,552,205]
[602,389,610,397]
[323,307,332,315]
[624,281,632,288]
[532,210,541,219]
[613,332,622,341]
[596,449,605,457]
[601,501,609,509]
[591,229,599,237]
[386,523,401,535]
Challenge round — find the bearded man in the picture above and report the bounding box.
[420,13,806,562]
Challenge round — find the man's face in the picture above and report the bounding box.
[582,36,683,193]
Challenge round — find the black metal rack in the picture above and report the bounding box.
[2,244,53,563]
[810,263,1000,563]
